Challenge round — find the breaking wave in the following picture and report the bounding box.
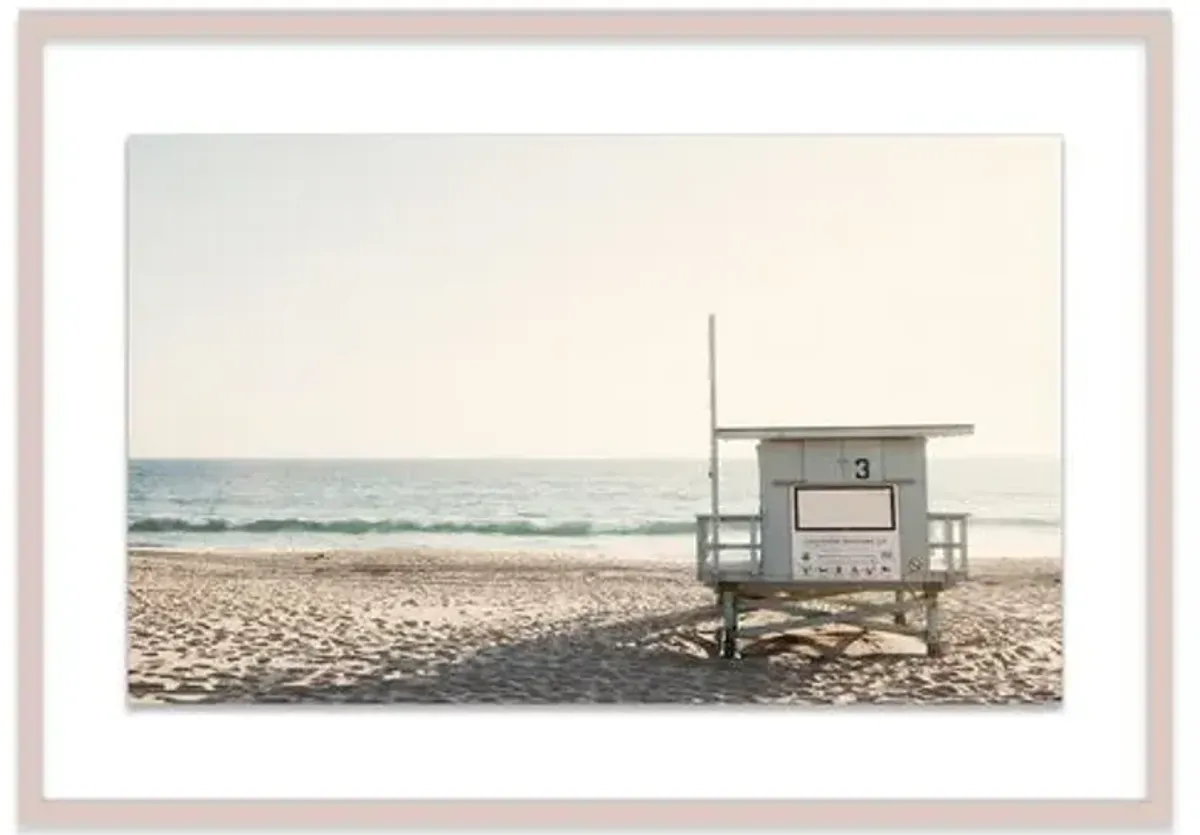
[129,513,1059,537]
[968,515,1060,529]
[127,516,698,537]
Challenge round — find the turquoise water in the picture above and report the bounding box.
[127,457,1061,559]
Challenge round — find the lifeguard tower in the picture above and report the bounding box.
[696,315,973,659]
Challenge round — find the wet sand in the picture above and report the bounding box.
[127,548,1062,705]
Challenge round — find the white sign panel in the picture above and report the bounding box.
[792,486,901,581]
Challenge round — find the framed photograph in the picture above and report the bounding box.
[15,7,1173,830]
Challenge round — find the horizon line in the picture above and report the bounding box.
[127,452,1062,462]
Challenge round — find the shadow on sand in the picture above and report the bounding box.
[129,603,937,706]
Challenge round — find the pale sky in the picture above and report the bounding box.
[128,135,1061,460]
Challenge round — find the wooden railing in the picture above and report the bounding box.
[694,513,762,581]
[926,512,970,579]
[695,511,971,582]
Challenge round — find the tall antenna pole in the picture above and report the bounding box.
[708,314,720,573]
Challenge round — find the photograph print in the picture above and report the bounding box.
[127,134,1063,706]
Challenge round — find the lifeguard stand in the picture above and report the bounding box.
[696,315,973,659]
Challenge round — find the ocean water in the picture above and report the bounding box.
[127,457,1061,560]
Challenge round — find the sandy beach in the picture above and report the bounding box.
[127,548,1062,706]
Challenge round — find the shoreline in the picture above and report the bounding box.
[128,547,1062,705]
[128,543,1061,569]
